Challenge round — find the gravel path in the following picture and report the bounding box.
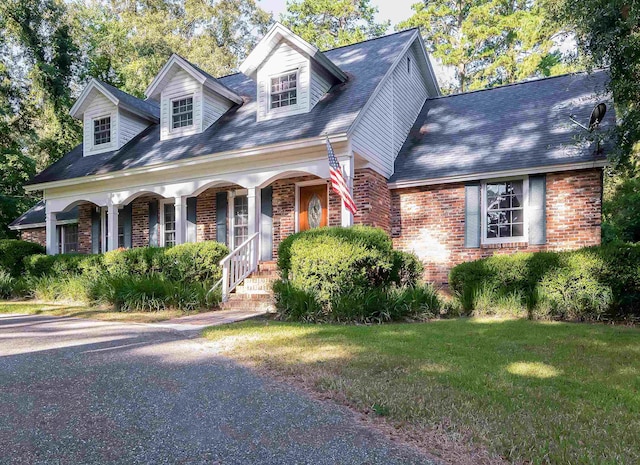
[0,314,434,465]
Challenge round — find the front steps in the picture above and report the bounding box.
[220,261,278,313]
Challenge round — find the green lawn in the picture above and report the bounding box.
[203,318,640,464]
[0,301,186,323]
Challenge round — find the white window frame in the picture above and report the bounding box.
[57,222,79,254]
[268,69,300,114]
[170,94,195,133]
[91,114,113,149]
[481,176,529,245]
[294,179,331,233]
[159,199,176,247]
[228,189,249,249]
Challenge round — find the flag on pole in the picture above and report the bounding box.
[326,136,357,215]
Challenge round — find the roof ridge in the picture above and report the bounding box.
[323,27,419,53]
[428,69,608,100]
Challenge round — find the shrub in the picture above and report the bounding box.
[277,226,392,278]
[390,250,424,287]
[24,253,102,278]
[102,247,164,277]
[0,240,45,277]
[0,271,15,299]
[162,241,229,282]
[449,243,640,321]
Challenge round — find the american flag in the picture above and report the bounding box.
[326,136,357,215]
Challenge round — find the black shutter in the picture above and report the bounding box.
[216,191,228,245]
[260,186,273,260]
[187,197,197,243]
[91,208,101,254]
[148,200,159,247]
[529,175,546,245]
[122,204,133,248]
[464,183,481,248]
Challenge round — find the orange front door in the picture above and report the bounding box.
[299,184,328,231]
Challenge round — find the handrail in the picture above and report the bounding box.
[219,232,260,302]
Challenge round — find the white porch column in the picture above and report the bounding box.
[107,203,119,251]
[45,206,58,255]
[341,156,354,227]
[247,187,258,235]
[175,196,186,245]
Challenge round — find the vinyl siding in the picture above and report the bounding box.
[83,92,118,156]
[257,41,310,121]
[310,61,333,108]
[351,41,429,177]
[160,69,203,140]
[202,88,233,130]
[119,109,150,147]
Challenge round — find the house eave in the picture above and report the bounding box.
[9,218,78,231]
[387,160,608,189]
[24,133,349,192]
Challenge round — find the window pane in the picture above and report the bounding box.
[172,97,193,129]
[485,180,524,240]
[270,73,298,109]
[94,117,111,145]
[64,224,78,253]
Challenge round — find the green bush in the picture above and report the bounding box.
[0,271,15,299]
[390,250,424,287]
[0,240,45,277]
[24,253,102,278]
[162,241,229,282]
[449,243,640,321]
[102,247,164,277]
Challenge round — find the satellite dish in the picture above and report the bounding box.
[588,103,607,131]
[568,102,607,132]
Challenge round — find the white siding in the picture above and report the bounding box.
[310,61,333,108]
[351,42,429,176]
[118,109,149,147]
[160,69,203,141]
[256,41,310,121]
[202,88,233,130]
[83,92,118,156]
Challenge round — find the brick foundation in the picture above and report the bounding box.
[19,228,46,247]
[391,169,603,285]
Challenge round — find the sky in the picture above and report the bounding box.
[258,0,417,28]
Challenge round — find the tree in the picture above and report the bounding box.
[281,0,389,50]
[398,0,572,93]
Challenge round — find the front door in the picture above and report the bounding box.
[299,184,328,231]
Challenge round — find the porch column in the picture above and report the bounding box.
[247,187,258,235]
[45,206,58,255]
[174,196,186,245]
[341,156,354,227]
[107,203,119,251]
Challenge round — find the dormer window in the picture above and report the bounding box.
[270,72,298,109]
[93,117,111,145]
[172,96,193,129]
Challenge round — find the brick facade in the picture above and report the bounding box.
[391,169,603,285]
[78,204,94,254]
[353,168,391,234]
[19,228,46,247]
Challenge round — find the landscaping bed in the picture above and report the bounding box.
[203,317,640,465]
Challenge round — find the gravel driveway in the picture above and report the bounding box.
[0,314,434,465]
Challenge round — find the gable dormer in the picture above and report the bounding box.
[240,23,347,122]
[70,79,159,157]
[145,54,243,141]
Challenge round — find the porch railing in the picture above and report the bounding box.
[219,232,260,302]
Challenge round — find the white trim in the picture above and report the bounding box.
[387,160,608,189]
[10,219,78,231]
[169,94,195,135]
[240,23,347,83]
[25,133,348,192]
[70,79,118,119]
[159,198,176,247]
[414,33,441,97]
[480,176,529,245]
[91,114,113,148]
[294,179,330,233]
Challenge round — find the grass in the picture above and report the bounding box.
[203,317,640,465]
[0,301,187,323]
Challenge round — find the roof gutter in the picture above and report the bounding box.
[387,160,608,189]
[25,133,349,192]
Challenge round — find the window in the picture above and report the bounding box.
[93,117,111,145]
[161,201,176,247]
[407,56,412,75]
[270,72,297,109]
[172,97,193,129]
[118,216,125,249]
[232,194,249,248]
[57,224,78,254]
[484,179,526,242]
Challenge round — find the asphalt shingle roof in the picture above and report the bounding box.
[389,70,611,183]
[98,80,160,121]
[28,28,419,186]
[9,201,78,229]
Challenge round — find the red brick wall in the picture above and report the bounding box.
[353,168,391,234]
[19,228,46,247]
[78,204,94,254]
[391,169,603,285]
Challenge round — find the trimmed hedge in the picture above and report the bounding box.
[274,226,433,322]
[0,240,45,276]
[449,243,640,320]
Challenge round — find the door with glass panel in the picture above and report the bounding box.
[162,202,176,247]
[231,193,249,248]
[298,184,328,231]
